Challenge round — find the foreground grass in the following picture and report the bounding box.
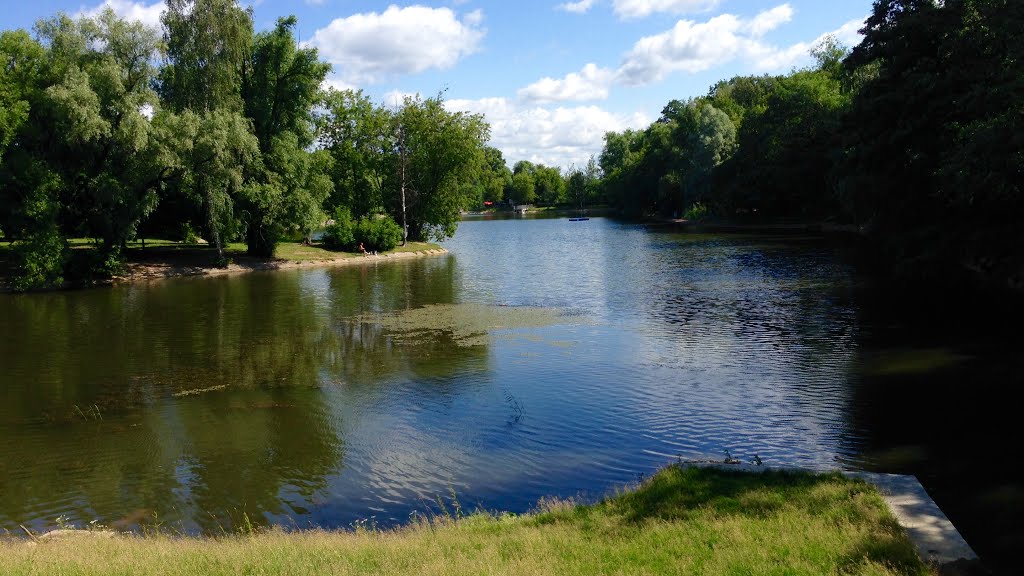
[0,466,929,576]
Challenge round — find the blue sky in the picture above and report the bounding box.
[3,0,872,168]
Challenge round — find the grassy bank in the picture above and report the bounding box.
[0,466,929,575]
[0,238,444,290]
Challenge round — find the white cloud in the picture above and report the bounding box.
[831,17,866,48]
[617,14,746,85]
[464,9,484,26]
[615,4,831,85]
[558,0,597,14]
[748,16,866,72]
[381,89,420,108]
[78,0,165,29]
[308,5,486,84]
[321,78,357,93]
[746,3,794,37]
[612,0,721,20]
[518,63,614,104]
[446,97,649,169]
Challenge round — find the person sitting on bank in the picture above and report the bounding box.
[359,242,367,256]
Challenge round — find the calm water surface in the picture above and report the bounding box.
[0,218,1018,571]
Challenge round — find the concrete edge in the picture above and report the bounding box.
[679,462,980,570]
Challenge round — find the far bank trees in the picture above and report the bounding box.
[1,2,494,289]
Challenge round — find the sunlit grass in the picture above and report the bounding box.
[55,238,441,262]
[0,466,929,576]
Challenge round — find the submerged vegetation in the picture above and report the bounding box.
[0,466,928,576]
[360,303,574,347]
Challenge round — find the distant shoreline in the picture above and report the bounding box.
[118,247,449,285]
[0,241,447,293]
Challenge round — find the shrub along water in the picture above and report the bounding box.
[323,207,403,253]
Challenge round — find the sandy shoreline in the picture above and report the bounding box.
[117,248,449,284]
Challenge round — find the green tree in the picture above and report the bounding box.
[240,16,331,256]
[0,29,46,237]
[159,0,255,259]
[598,129,647,217]
[2,11,174,285]
[38,11,168,260]
[317,89,393,218]
[0,30,43,163]
[391,94,488,241]
[566,168,587,210]
[510,161,536,205]
[159,0,252,114]
[669,101,736,216]
[156,109,261,260]
[842,0,1023,286]
[478,146,512,206]
[534,165,566,206]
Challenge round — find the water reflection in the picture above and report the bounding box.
[0,256,494,533]
[1,220,1015,572]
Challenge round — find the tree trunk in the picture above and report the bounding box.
[398,123,408,247]
[203,187,225,263]
[246,222,275,258]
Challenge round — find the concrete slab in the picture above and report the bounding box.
[679,462,983,573]
[846,472,978,567]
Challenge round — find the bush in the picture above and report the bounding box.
[682,201,708,221]
[13,229,66,291]
[355,215,402,252]
[324,208,402,253]
[322,207,356,251]
[180,222,201,244]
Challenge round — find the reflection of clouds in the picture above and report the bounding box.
[615,235,859,468]
[4,219,876,535]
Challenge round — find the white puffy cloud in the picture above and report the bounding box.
[612,0,721,20]
[445,97,649,169]
[830,17,866,48]
[78,0,165,29]
[747,16,866,72]
[745,3,794,37]
[616,14,746,85]
[308,5,486,84]
[518,63,615,104]
[558,0,596,14]
[321,78,357,93]
[615,4,831,85]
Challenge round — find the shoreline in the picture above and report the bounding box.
[117,247,449,285]
[0,464,941,575]
[0,242,448,292]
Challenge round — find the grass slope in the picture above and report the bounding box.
[0,466,929,576]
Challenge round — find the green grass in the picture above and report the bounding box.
[0,466,929,576]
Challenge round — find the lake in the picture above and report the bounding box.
[0,217,1018,572]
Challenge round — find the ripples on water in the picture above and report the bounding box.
[0,218,882,534]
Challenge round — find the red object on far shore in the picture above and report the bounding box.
[483,201,493,206]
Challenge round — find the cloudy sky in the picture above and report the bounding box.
[6,0,871,169]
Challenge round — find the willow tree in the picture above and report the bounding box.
[240,16,331,256]
[0,10,172,286]
[159,0,254,260]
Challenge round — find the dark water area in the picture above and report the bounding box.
[0,217,1018,573]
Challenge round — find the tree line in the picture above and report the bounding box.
[595,0,1021,290]
[0,1,491,289]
